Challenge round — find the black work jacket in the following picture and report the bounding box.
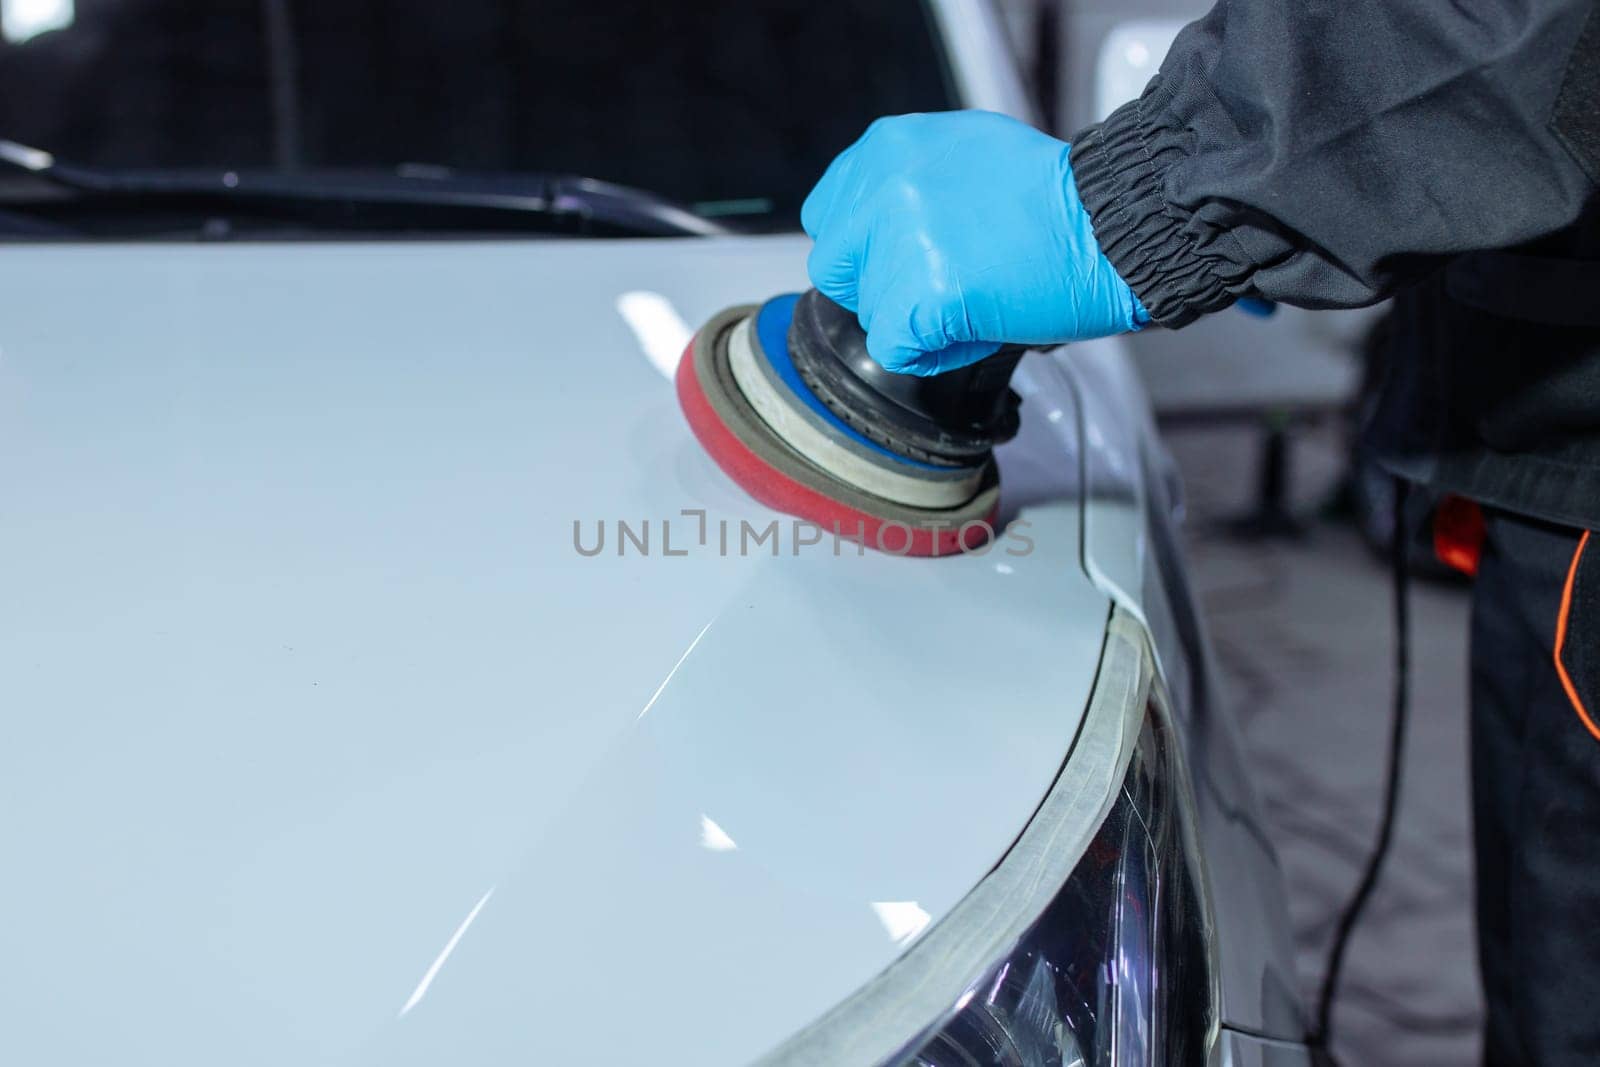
[1071,0,1600,529]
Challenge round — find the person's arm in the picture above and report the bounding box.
[1072,0,1600,327]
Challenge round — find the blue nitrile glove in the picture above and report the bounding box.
[1236,297,1278,317]
[801,110,1149,377]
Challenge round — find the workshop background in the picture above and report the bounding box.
[998,2,1482,1064]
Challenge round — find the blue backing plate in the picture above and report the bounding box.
[753,295,944,472]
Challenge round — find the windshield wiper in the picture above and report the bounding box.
[0,140,731,238]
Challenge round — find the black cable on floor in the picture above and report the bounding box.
[1311,478,1412,1058]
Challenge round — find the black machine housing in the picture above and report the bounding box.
[785,289,1025,467]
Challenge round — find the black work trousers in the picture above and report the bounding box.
[1470,510,1599,1065]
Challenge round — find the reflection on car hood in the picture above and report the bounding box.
[0,236,1110,1065]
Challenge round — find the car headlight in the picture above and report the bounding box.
[761,610,1219,1067]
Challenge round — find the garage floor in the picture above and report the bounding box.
[1166,423,1482,1066]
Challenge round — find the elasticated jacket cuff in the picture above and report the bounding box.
[1070,97,1242,329]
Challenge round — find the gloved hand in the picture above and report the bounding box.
[802,110,1149,377]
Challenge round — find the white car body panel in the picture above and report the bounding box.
[0,237,1115,1065]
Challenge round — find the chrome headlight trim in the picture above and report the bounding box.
[761,608,1214,1066]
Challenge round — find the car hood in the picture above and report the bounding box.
[0,237,1110,1066]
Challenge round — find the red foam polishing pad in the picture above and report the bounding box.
[675,307,999,558]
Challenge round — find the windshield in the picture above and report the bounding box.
[0,0,957,235]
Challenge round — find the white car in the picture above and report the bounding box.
[0,2,1311,1063]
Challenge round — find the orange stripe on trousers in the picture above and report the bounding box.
[1555,530,1599,743]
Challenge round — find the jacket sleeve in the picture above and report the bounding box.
[1069,0,1600,327]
